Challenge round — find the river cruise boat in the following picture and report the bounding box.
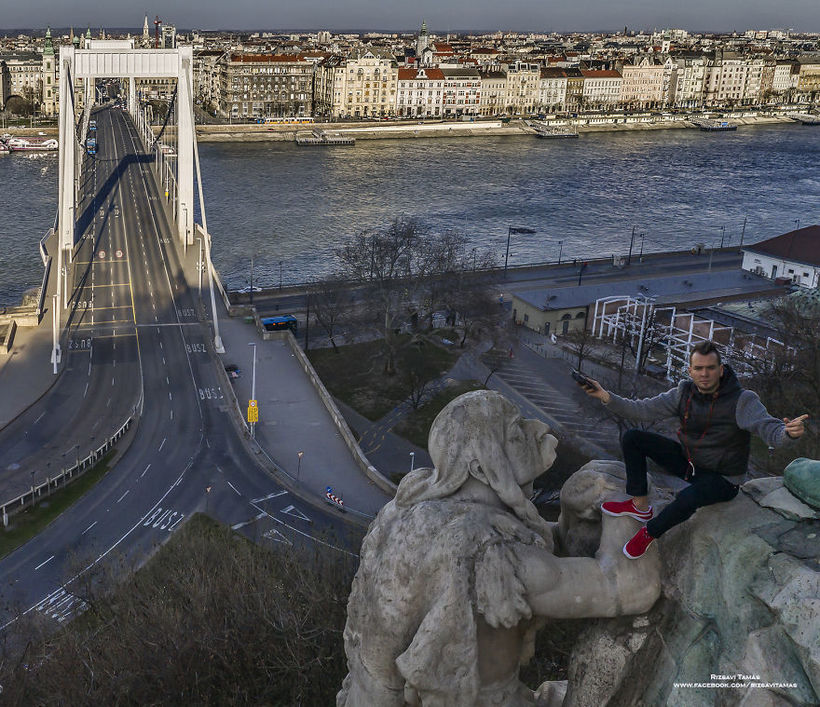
[6,136,59,151]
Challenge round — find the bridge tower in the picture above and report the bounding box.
[58,43,195,259]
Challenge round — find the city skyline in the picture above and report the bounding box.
[2,0,820,35]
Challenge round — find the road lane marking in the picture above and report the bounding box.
[141,464,151,478]
[33,411,46,424]
[231,512,266,530]
[227,481,241,496]
[252,490,288,503]
[280,505,312,522]
[35,555,55,570]
[116,490,129,503]
[82,521,97,535]
[168,392,172,401]
[158,437,166,452]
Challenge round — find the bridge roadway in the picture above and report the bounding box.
[0,106,362,630]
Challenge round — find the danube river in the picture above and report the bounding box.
[1,122,818,303]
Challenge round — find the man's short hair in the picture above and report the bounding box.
[690,341,721,365]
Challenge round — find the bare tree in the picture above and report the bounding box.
[308,277,352,353]
[563,316,596,370]
[336,217,483,375]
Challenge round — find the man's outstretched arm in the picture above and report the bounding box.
[736,391,810,446]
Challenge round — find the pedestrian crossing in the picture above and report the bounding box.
[482,351,619,452]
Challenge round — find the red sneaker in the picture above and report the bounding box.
[623,526,655,559]
[601,498,653,521]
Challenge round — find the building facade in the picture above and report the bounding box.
[396,67,445,117]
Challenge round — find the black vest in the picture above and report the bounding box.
[676,367,751,476]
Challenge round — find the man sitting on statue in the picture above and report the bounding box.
[337,390,662,707]
[579,340,808,559]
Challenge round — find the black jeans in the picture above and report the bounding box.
[622,429,739,538]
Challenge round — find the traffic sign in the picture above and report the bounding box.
[98,250,106,259]
[247,405,258,423]
[249,399,257,407]
[115,249,123,258]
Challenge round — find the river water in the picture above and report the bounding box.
[1,123,818,303]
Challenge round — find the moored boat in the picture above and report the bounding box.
[6,136,59,151]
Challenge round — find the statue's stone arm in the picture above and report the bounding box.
[517,515,661,619]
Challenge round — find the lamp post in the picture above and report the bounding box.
[278,260,283,291]
[409,452,415,473]
[296,451,304,481]
[558,240,563,265]
[794,219,800,230]
[249,255,255,305]
[639,232,645,262]
[504,226,536,277]
[248,342,257,439]
[719,225,726,249]
[627,225,636,265]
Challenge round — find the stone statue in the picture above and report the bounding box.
[338,390,662,707]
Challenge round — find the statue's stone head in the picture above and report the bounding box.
[428,390,558,493]
[395,391,558,543]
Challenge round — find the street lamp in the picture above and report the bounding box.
[296,451,304,481]
[719,225,726,249]
[248,342,257,439]
[409,452,415,473]
[278,260,283,291]
[639,232,645,262]
[504,226,536,277]
[794,219,800,230]
[558,240,563,265]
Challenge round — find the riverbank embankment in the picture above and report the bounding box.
[193,113,801,142]
[2,113,803,143]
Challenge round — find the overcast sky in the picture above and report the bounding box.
[4,0,819,34]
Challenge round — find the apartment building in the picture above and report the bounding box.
[671,53,708,108]
[219,53,314,119]
[479,70,506,116]
[396,67,444,117]
[619,55,665,109]
[502,61,540,114]
[796,57,820,99]
[580,69,622,109]
[331,46,398,118]
[441,67,481,116]
[538,67,567,112]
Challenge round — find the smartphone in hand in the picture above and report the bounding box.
[571,369,594,388]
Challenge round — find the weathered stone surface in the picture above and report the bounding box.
[784,457,820,509]
[337,391,662,707]
[743,474,819,521]
[565,484,820,706]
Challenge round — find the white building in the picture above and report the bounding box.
[396,67,444,117]
[741,225,820,288]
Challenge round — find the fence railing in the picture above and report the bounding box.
[0,415,134,527]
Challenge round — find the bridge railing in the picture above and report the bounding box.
[35,227,55,321]
[0,414,134,527]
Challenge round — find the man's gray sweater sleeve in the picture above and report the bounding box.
[736,390,792,447]
[603,382,685,422]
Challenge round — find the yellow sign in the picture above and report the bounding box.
[247,405,259,423]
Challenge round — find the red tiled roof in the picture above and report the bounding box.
[745,226,820,267]
[433,42,454,53]
[540,67,567,78]
[580,69,622,78]
[398,67,445,80]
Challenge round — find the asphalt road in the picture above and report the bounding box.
[0,106,361,632]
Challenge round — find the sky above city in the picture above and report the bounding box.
[3,0,819,33]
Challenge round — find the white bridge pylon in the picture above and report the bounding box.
[58,45,195,254]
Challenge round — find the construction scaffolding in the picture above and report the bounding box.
[591,295,789,380]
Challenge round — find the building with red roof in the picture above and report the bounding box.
[742,225,820,288]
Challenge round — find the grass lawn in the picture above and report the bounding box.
[0,451,114,560]
[308,335,460,421]
[393,380,486,449]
